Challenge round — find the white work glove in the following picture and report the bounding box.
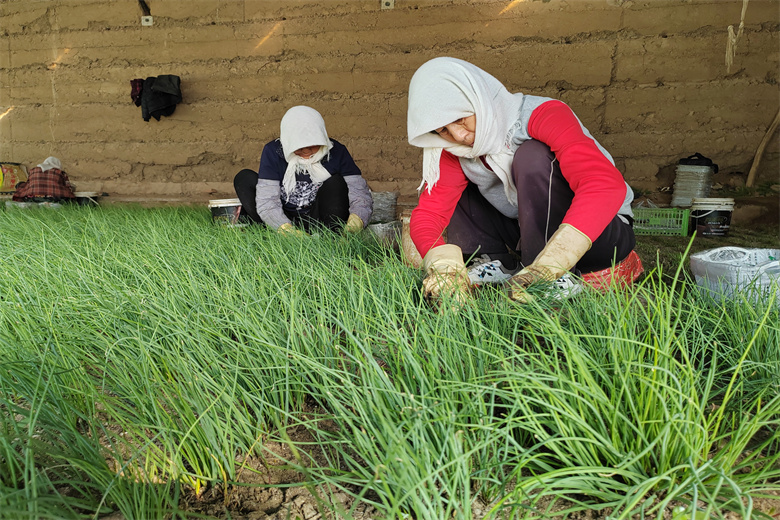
[421,244,471,311]
[344,213,364,234]
[508,224,591,303]
[278,222,307,237]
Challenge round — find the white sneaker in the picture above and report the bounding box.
[549,273,584,300]
[468,258,517,285]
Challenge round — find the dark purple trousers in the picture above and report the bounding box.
[446,140,635,274]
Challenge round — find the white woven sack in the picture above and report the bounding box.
[690,247,780,305]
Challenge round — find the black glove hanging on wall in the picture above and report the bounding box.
[140,75,182,121]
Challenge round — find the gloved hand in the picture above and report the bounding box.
[421,244,471,310]
[508,224,591,303]
[278,222,307,237]
[344,213,364,233]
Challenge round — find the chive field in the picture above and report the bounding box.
[0,205,778,519]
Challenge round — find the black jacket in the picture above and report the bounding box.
[141,75,182,121]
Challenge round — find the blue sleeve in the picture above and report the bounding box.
[257,140,286,181]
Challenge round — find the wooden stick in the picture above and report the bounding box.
[746,108,780,187]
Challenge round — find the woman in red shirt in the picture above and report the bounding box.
[406,57,642,305]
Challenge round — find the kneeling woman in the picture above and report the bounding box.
[406,57,643,305]
[234,105,372,234]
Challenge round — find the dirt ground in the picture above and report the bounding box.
[173,446,780,520]
[150,435,780,520]
[95,415,780,520]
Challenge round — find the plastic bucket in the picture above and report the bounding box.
[208,198,245,226]
[368,220,401,250]
[74,191,101,206]
[690,198,734,237]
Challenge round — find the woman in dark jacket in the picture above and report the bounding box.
[234,106,372,234]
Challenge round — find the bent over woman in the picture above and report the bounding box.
[234,106,372,234]
[406,57,642,305]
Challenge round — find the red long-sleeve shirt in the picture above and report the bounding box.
[410,100,627,257]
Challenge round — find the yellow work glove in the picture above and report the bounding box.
[278,222,307,237]
[344,213,364,234]
[508,224,591,303]
[421,244,471,311]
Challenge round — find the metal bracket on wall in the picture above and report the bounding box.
[381,0,394,9]
[141,16,153,26]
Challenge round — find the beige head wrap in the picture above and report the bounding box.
[407,57,524,204]
[279,106,333,195]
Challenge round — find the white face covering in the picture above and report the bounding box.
[279,106,333,196]
[407,57,524,204]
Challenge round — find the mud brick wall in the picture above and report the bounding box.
[1,0,778,204]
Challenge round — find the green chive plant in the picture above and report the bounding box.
[0,204,776,520]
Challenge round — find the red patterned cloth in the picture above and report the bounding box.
[581,250,644,292]
[12,167,76,201]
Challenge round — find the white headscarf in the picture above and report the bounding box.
[279,106,333,196]
[37,156,62,171]
[407,57,524,204]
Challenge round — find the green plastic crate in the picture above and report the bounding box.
[633,207,690,236]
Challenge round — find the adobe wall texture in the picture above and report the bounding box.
[1,0,778,205]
